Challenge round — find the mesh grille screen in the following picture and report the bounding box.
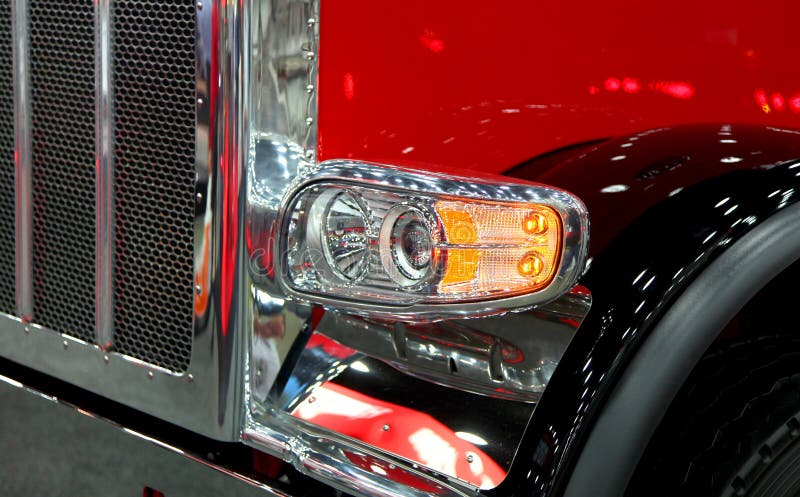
[112,0,196,371]
[0,3,15,316]
[30,0,96,342]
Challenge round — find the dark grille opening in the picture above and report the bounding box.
[0,1,15,316]
[30,0,96,342]
[112,0,196,372]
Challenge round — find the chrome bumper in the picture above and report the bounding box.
[0,375,283,497]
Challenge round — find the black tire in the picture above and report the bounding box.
[626,335,800,497]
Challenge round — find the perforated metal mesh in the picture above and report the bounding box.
[30,0,96,342]
[0,3,15,317]
[112,0,196,371]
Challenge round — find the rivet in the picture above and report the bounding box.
[62,340,69,350]
[305,117,313,127]
[307,18,316,27]
[255,368,262,377]
[466,454,474,463]
[382,424,390,432]
[103,355,109,364]
[305,84,315,93]
[24,325,29,334]
[196,192,203,202]
[147,371,154,380]
[304,51,315,61]
[308,395,316,404]
[388,464,396,470]
[197,97,204,105]
[196,1,202,9]
[187,373,194,382]
[195,284,202,295]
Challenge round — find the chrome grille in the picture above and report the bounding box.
[0,0,12,316]
[30,0,96,342]
[112,0,196,372]
[4,0,197,371]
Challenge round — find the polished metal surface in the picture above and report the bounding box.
[0,374,288,497]
[11,0,31,321]
[244,289,589,493]
[94,0,114,350]
[314,287,591,402]
[270,160,590,320]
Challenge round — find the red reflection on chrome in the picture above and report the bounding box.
[343,73,355,100]
[293,382,506,489]
[604,77,621,92]
[419,30,445,53]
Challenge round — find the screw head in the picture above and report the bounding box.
[62,340,69,350]
[24,325,29,334]
[147,371,154,380]
[196,1,202,9]
[187,373,194,382]
[103,355,110,364]
[382,424,390,432]
[466,454,474,463]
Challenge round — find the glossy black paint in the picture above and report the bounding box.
[489,124,800,497]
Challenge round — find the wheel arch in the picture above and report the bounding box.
[489,124,800,497]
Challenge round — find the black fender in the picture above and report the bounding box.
[488,124,800,497]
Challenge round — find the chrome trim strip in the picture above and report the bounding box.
[12,0,31,321]
[95,0,115,350]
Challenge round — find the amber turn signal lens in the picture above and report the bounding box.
[436,200,562,296]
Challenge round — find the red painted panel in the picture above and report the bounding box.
[318,0,800,174]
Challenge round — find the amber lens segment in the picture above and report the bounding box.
[436,207,478,244]
[436,200,561,245]
[440,248,479,287]
[436,199,563,296]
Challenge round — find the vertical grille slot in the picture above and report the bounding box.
[0,1,14,316]
[112,0,196,371]
[29,0,96,342]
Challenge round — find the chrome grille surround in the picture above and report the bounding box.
[0,0,248,440]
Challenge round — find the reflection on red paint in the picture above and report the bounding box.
[419,30,445,53]
[754,89,768,106]
[652,81,695,100]
[343,73,355,100]
[772,92,786,112]
[791,95,800,113]
[587,85,600,95]
[604,77,621,92]
[622,77,640,94]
